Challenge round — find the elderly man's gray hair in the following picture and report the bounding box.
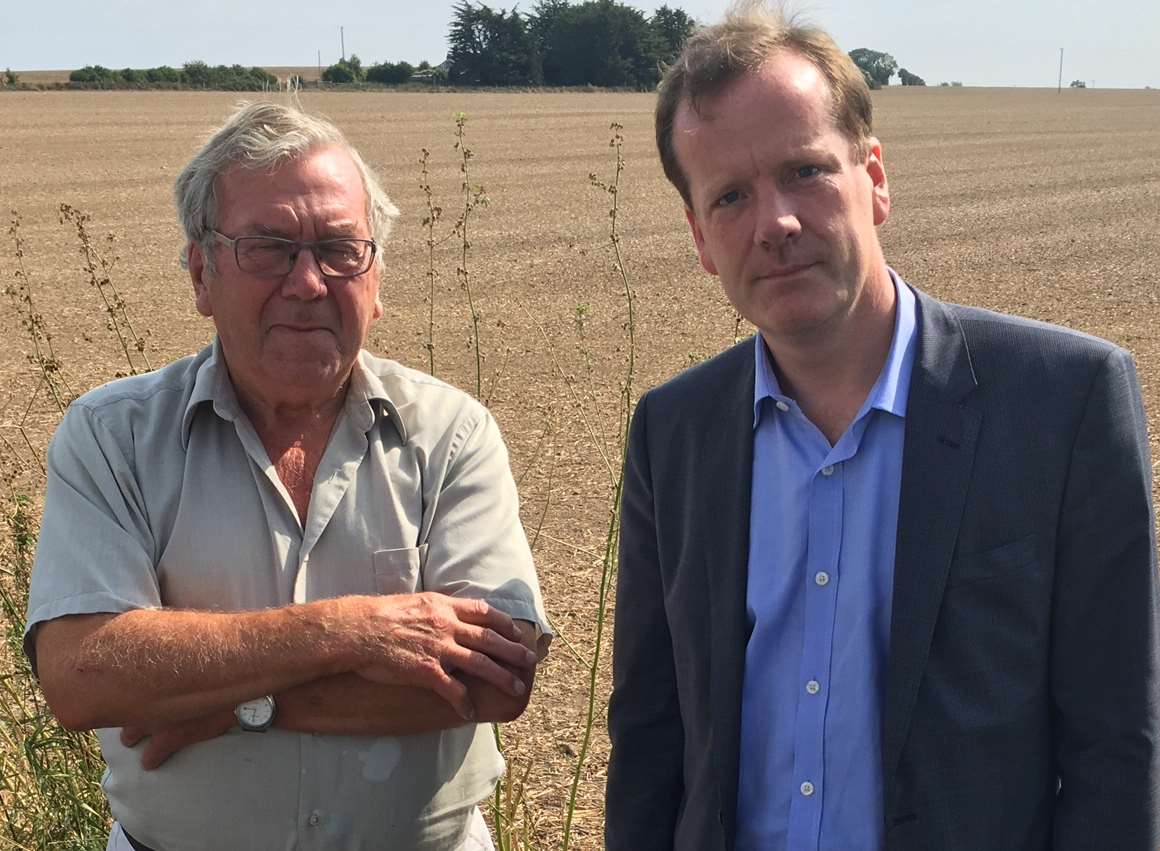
[174,101,399,277]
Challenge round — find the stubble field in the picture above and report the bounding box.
[2,86,1160,849]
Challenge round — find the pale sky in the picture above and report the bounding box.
[2,0,1156,88]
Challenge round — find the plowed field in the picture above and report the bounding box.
[2,87,1159,849]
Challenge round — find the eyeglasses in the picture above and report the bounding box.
[209,230,378,278]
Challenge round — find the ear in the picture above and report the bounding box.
[188,241,214,318]
[684,206,718,276]
[864,138,891,226]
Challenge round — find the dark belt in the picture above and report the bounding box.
[122,828,158,851]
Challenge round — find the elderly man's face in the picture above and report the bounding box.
[188,144,382,407]
[674,51,890,344]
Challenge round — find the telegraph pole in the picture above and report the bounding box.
[1058,48,1063,93]
[340,27,346,61]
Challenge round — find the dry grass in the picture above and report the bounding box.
[2,86,1160,849]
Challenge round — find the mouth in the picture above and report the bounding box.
[270,323,330,332]
[758,262,816,280]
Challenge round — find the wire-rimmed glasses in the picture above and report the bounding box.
[210,230,378,278]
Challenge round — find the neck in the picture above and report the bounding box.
[764,271,897,444]
[231,373,351,444]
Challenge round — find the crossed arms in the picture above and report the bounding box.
[35,593,538,767]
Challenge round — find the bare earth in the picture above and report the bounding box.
[2,87,1159,849]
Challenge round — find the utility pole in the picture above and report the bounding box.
[1058,48,1063,93]
[317,50,321,80]
[341,27,346,61]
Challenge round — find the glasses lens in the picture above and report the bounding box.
[235,237,294,275]
[317,240,373,277]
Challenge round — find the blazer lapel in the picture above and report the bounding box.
[882,291,982,815]
[702,341,756,851]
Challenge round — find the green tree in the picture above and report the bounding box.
[69,65,116,83]
[1070,79,1086,88]
[321,56,365,84]
[898,68,925,86]
[448,2,535,85]
[3,68,17,86]
[181,61,212,87]
[145,65,180,83]
[650,4,695,65]
[366,60,414,84]
[848,47,896,89]
[532,0,664,88]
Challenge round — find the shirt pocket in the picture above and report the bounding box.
[372,545,426,595]
[946,533,1038,589]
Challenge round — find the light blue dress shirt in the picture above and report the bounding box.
[736,273,917,851]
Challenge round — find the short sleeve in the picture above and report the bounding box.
[420,409,552,660]
[23,402,161,672]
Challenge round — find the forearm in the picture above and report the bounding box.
[37,600,354,730]
[276,674,463,735]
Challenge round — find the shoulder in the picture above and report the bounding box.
[918,289,1127,389]
[639,338,753,415]
[358,351,492,449]
[57,351,208,449]
[940,299,1122,363]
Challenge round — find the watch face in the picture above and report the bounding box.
[237,697,274,728]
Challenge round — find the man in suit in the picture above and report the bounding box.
[605,5,1159,850]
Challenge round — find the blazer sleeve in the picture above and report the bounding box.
[1051,346,1160,849]
[606,392,685,850]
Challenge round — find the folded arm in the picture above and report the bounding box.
[36,593,535,733]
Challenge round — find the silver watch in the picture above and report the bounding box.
[235,695,276,732]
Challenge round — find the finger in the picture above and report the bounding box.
[461,624,537,668]
[448,647,527,697]
[141,733,179,770]
[450,598,521,640]
[429,668,476,721]
[120,726,146,747]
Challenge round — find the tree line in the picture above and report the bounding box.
[67,63,277,90]
[319,0,695,90]
[4,1,934,93]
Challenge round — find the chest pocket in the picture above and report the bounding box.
[373,545,427,595]
[946,533,1038,589]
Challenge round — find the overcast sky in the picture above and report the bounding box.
[2,0,1156,88]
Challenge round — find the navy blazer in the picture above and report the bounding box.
[606,288,1160,850]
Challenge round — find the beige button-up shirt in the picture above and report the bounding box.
[25,340,551,851]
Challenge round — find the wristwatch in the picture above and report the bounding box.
[235,695,276,732]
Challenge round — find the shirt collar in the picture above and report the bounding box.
[752,267,918,427]
[181,339,407,448]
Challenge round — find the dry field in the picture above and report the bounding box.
[2,86,1160,849]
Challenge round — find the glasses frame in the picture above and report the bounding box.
[209,229,378,279]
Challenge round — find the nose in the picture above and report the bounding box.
[754,185,802,250]
[279,246,328,300]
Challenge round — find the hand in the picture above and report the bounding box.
[120,709,235,769]
[344,593,537,721]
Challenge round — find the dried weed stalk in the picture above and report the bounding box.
[451,112,489,399]
[561,122,637,851]
[419,147,443,376]
[59,203,151,377]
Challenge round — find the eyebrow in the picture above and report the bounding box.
[246,221,365,239]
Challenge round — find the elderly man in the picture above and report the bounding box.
[25,102,550,851]
[606,5,1158,851]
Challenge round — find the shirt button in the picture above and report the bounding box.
[815,571,830,586]
[308,811,322,827]
[806,679,821,695]
[775,400,790,412]
[821,465,835,476]
[800,781,815,797]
